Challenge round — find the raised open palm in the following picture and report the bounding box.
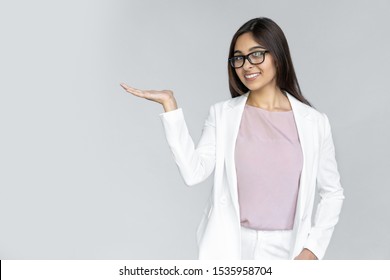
[120,83,174,105]
[120,83,178,112]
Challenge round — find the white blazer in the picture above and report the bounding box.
[159,91,344,260]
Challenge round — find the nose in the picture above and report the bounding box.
[242,57,253,70]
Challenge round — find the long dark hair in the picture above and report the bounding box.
[227,17,312,107]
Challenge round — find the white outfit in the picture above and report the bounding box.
[240,226,293,260]
[159,91,345,260]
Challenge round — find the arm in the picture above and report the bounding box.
[159,105,216,186]
[119,83,216,186]
[302,113,345,260]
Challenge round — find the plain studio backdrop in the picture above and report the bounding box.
[0,0,389,259]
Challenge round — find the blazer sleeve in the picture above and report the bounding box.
[159,106,216,186]
[303,113,345,259]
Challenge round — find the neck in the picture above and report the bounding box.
[246,85,288,111]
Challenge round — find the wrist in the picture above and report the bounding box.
[163,98,178,112]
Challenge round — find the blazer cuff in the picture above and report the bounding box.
[159,108,186,145]
[303,233,328,260]
[159,107,182,118]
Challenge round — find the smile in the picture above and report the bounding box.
[244,72,260,80]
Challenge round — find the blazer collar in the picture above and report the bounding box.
[225,90,313,120]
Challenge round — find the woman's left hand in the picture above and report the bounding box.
[294,248,318,260]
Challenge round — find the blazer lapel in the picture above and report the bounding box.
[286,92,316,222]
[223,92,249,217]
[222,91,316,221]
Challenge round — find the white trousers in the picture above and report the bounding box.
[240,225,293,260]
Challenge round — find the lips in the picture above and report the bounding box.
[244,72,260,81]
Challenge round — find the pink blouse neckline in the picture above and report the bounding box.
[245,104,292,113]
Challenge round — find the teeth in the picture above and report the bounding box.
[245,73,259,78]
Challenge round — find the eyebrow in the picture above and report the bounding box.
[234,46,266,54]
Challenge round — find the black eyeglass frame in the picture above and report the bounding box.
[228,50,269,69]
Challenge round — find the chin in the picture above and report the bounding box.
[245,83,264,92]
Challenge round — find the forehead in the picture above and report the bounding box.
[234,32,265,52]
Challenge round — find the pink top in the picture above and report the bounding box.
[235,104,303,230]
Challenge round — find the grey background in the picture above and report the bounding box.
[0,0,389,259]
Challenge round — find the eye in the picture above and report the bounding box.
[252,51,263,57]
[234,56,243,61]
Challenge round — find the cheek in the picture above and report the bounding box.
[235,69,245,80]
[269,62,278,76]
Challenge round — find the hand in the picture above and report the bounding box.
[293,248,318,260]
[120,83,178,112]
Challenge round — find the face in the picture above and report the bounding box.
[233,32,278,93]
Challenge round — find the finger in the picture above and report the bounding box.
[120,83,136,91]
[120,83,145,98]
[120,83,133,90]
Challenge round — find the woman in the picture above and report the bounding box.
[120,17,344,260]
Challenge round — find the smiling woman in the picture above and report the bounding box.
[121,17,344,261]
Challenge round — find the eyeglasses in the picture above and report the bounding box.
[228,50,269,69]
